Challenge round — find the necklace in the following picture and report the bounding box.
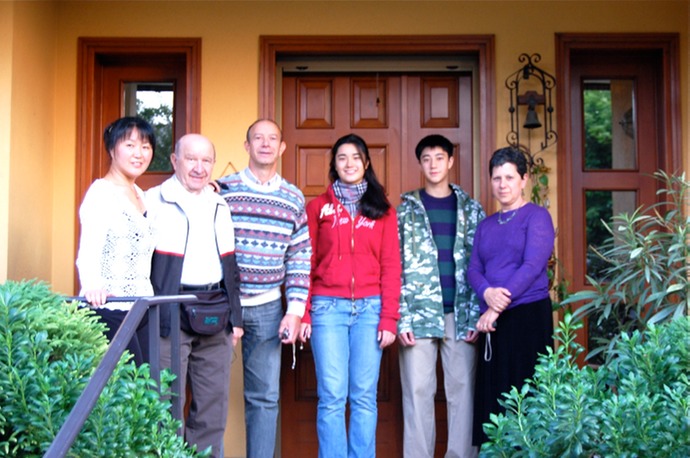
[105,175,141,198]
[105,175,145,214]
[498,207,520,225]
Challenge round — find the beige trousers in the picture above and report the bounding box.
[399,313,478,458]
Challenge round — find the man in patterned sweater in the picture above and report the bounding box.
[397,134,485,458]
[217,119,311,458]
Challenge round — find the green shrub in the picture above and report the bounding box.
[480,313,690,457]
[564,170,689,363]
[0,280,202,457]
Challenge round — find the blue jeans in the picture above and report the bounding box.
[241,298,283,458]
[310,295,383,458]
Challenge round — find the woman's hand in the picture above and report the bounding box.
[83,289,111,307]
[298,323,312,343]
[378,330,396,349]
[476,309,500,333]
[483,287,512,313]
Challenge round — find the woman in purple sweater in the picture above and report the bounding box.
[468,147,555,446]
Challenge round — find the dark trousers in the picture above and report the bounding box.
[94,307,150,366]
[473,297,553,446]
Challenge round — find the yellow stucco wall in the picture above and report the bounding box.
[2,1,688,456]
[0,2,12,283]
[6,1,56,283]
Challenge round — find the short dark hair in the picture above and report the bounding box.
[328,133,391,220]
[414,134,454,161]
[489,147,529,178]
[103,116,156,155]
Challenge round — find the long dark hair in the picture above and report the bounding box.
[329,134,391,220]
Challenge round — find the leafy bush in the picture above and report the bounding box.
[481,313,690,457]
[564,170,689,362]
[0,280,201,457]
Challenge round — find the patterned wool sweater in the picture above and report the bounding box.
[218,168,312,317]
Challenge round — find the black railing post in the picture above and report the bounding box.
[169,302,184,432]
[148,303,161,389]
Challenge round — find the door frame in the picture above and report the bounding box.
[555,33,682,351]
[258,35,496,209]
[75,37,201,292]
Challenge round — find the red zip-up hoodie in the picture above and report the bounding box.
[303,185,401,334]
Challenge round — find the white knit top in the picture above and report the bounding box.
[76,179,154,311]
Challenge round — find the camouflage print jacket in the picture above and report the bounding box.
[396,185,485,340]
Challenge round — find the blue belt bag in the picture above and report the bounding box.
[180,288,230,335]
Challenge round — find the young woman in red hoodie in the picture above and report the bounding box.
[300,133,401,458]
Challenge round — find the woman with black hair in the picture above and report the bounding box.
[76,116,156,365]
[468,146,555,446]
[300,134,401,458]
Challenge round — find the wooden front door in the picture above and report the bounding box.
[556,35,681,360]
[280,71,474,457]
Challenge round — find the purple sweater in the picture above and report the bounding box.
[468,203,555,313]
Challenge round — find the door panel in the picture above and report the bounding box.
[284,74,402,204]
[566,50,664,356]
[281,71,474,457]
[284,73,473,206]
[405,75,474,201]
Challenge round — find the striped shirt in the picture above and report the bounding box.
[420,189,457,314]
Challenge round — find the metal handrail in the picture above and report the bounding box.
[43,295,196,458]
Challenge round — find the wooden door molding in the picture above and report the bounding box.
[268,36,492,458]
[76,37,201,203]
[259,35,496,208]
[555,33,681,293]
[75,37,201,292]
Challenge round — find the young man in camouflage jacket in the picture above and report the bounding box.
[397,134,485,458]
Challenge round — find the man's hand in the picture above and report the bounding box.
[279,313,301,344]
[464,329,480,343]
[232,327,244,347]
[397,331,416,347]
